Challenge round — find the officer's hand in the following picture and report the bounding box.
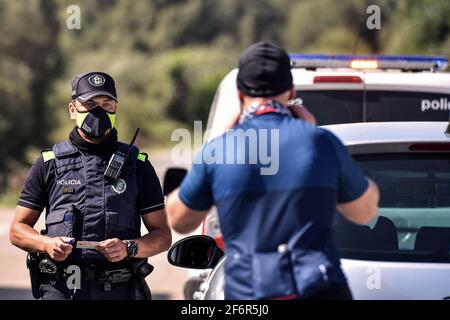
[97,238,127,262]
[287,104,317,125]
[45,237,74,261]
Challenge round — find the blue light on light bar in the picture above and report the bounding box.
[289,54,449,71]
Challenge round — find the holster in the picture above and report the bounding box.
[130,259,153,300]
[26,253,43,299]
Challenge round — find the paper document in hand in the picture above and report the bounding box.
[76,241,100,250]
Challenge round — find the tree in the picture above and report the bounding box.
[0,0,63,188]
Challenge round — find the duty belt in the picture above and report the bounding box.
[86,265,133,291]
[39,260,133,291]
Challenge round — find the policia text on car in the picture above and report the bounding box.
[10,72,172,300]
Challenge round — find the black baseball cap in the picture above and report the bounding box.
[237,42,293,97]
[71,71,117,103]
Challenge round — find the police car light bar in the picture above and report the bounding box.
[290,54,449,72]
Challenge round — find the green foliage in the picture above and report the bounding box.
[0,0,62,187]
[382,0,450,55]
[1,0,450,197]
[0,188,20,208]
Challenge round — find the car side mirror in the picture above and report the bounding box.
[163,167,187,195]
[167,235,224,269]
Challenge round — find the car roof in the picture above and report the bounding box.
[206,68,450,142]
[322,121,450,146]
[291,69,450,92]
[217,68,450,92]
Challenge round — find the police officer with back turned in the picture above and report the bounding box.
[10,72,172,300]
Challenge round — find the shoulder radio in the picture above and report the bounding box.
[104,128,140,183]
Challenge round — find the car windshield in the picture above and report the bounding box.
[297,90,450,125]
[334,153,450,263]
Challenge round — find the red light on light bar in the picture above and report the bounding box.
[409,143,450,151]
[313,76,363,83]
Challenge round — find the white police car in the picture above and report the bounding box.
[169,121,450,300]
[164,54,450,299]
[204,53,450,246]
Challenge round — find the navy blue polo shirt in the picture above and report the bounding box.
[179,112,368,299]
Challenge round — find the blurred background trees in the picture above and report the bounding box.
[0,0,62,190]
[1,0,450,202]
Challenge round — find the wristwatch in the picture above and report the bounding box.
[125,240,138,258]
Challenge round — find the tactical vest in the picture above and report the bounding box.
[41,140,147,262]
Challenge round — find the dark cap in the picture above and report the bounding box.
[237,42,293,97]
[71,72,117,103]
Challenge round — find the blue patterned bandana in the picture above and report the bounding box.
[239,100,292,124]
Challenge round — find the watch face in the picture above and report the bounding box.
[127,240,138,257]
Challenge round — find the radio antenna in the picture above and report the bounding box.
[124,128,140,162]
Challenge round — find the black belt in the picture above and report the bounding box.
[80,265,132,282]
[62,258,132,268]
[40,260,133,290]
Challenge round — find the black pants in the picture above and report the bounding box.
[40,279,133,300]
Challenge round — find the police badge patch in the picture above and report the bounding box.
[112,178,127,194]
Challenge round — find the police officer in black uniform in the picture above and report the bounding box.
[10,72,172,300]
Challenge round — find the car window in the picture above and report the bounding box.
[366,91,450,122]
[296,90,364,125]
[297,90,450,125]
[334,153,450,263]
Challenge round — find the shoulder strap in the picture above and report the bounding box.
[49,141,82,174]
[52,141,79,158]
[41,140,78,162]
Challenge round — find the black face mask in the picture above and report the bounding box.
[75,106,116,139]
